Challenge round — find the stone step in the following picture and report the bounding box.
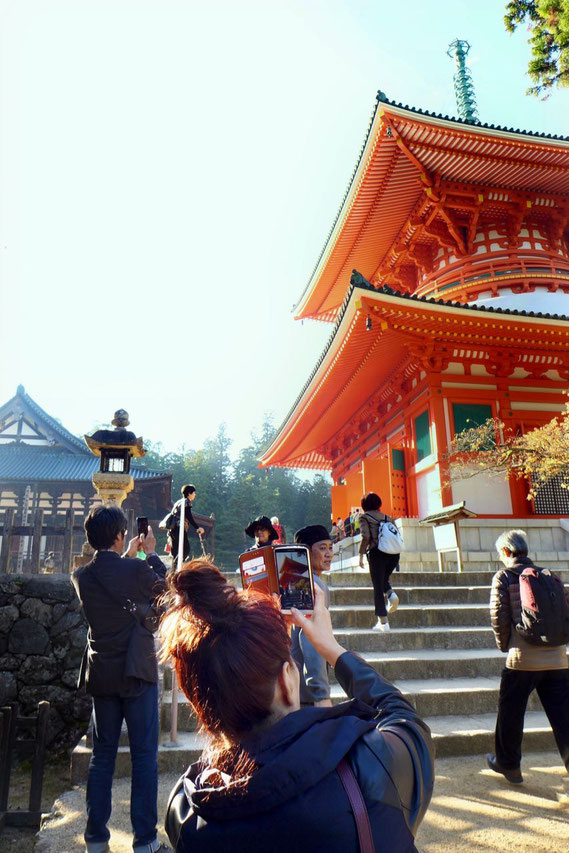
[396,677,544,718]
[71,731,204,782]
[78,711,558,775]
[427,710,558,758]
[327,570,497,587]
[162,648,513,694]
[148,705,559,769]
[333,625,495,652]
[330,603,490,630]
[325,677,546,718]
[164,674,541,733]
[329,585,492,606]
[326,568,569,587]
[329,648,507,682]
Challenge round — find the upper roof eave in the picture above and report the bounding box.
[293,94,569,323]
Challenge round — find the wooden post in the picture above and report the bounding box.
[0,712,4,833]
[455,521,464,573]
[0,508,15,574]
[30,510,44,575]
[28,701,50,819]
[0,706,15,814]
[62,509,73,574]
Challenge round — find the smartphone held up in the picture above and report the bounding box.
[136,516,149,537]
[238,544,315,614]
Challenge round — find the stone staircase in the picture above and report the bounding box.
[71,563,569,781]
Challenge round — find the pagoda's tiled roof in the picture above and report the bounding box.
[376,93,569,142]
[0,444,170,483]
[358,275,569,322]
[295,93,569,322]
[262,274,569,468]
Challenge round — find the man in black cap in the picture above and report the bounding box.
[244,515,279,551]
[292,524,333,706]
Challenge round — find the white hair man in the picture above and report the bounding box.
[486,529,569,784]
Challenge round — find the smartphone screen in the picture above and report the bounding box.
[274,547,314,612]
[136,516,149,537]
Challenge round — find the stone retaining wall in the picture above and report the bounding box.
[0,574,91,753]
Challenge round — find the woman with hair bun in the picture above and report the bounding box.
[162,559,434,853]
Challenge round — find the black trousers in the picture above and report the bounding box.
[495,667,569,770]
[366,548,400,617]
[168,527,190,564]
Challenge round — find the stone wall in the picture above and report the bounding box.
[0,574,92,753]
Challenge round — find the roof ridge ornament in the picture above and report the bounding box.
[447,39,479,124]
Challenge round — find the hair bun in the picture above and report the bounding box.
[171,560,242,631]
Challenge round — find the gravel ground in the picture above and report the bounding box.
[31,751,569,852]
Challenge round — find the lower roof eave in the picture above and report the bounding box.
[261,278,569,469]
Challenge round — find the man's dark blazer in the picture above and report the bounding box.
[72,550,168,697]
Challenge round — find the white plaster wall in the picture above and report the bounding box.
[451,466,513,515]
[474,287,569,313]
[416,467,443,517]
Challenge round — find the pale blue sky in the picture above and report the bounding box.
[1,0,568,458]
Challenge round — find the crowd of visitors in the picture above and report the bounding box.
[72,490,569,853]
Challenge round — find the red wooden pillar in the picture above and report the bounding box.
[429,384,453,507]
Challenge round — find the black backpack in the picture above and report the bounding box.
[514,565,569,647]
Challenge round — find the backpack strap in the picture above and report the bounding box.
[336,758,375,853]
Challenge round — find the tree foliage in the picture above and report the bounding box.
[504,0,569,95]
[140,417,332,570]
[446,407,569,496]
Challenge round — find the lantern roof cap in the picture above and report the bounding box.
[84,410,146,457]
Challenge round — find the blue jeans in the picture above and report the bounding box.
[85,682,159,849]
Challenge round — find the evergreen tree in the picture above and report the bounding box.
[504,0,569,94]
[141,417,332,570]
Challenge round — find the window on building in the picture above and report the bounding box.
[452,403,493,436]
[392,448,405,471]
[414,410,432,462]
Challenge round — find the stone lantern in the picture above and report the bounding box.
[84,409,146,508]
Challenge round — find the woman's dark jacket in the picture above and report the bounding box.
[165,652,434,852]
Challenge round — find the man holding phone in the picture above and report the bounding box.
[72,506,170,853]
[290,525,333,707]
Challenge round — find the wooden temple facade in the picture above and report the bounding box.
[260,96,569,521]
[0,386,172,525]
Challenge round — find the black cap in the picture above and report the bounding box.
[294,525,331,548]
[245,516,279,541]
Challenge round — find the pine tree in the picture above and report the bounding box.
[505,0,569,95]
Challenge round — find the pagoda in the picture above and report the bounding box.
[259,80,569,521]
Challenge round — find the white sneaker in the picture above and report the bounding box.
[372,619,390,632]
[386,591,399,614]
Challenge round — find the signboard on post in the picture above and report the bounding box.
[420,502,477,573]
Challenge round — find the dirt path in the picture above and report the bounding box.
[30,751,569,852]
